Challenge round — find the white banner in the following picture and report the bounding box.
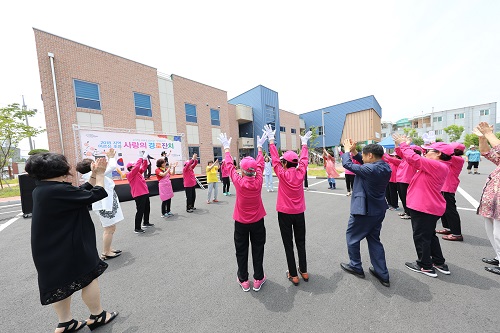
[78,129,183,178]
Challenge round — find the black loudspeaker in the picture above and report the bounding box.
[18,173,36,218]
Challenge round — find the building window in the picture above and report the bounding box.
[454,113,464,120]
[291,128,296,134]
[480,109,490,116]
[133,92,152,117]
[74,79,101,110]
[318,126,324,136]
[280,126,286,132]
[382,133,387,138]
[185,103,197,123]
[435,129,443,135]
[210,109,220,126]
[265,105,275,124]
[188,146,200,162]
[213,147,222,162]
[433,116,443,122]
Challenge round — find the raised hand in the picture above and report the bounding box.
[257,132,268,148]
[263,124,275,141]
[476,122,494,135]
[343,139,353,152]
[218,133,232,149]
[93,157,108,174]
[300,131,312,145]
[106,148,116,159]
[392,133,406,146]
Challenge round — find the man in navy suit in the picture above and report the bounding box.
[340,140,392,287]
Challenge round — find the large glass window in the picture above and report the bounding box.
[454,113,464,120]
[265,105,275,124]
[210,109,220,126]
[74,79,101,110]
[480,109,490,116]
[433,116,443,122]
[318,126,324,136]
[185,103,197,123]
[280,126,286,132]
[213,147,222,162]
[134,92,152,117]
[291,128,296,134]
[188,146,200,162]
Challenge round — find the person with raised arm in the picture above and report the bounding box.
[475,122,500,275]
[76,148,124,260]
[219,132,268,292]
[183,152,198,213]
[156,158,178,218]
[264,124,312,286]
[126,150,153,233]
[393,134,452,278]
[339,139,392,287]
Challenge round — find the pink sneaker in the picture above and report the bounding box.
[252,274,266,291]
[237,278,250,292]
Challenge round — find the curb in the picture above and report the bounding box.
[0,198,21,206]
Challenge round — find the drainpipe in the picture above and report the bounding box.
[48,52,65,154]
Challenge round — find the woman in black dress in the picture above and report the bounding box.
[26,153,118,332]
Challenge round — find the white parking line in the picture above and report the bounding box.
[456,186,479,209]
[0,213,23,233]
[307,179,328,187]
[0,210,22,215]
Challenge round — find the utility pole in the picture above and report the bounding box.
[22,95,34,151]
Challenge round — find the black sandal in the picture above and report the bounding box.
[87,310,118,331]
[56,319,86,332]
[112,249,122,254]
[101,252,122,260]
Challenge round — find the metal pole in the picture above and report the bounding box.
[48,52,65,154]
[322,111,325,148]
[22,95,34,151]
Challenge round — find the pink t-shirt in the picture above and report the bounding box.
[400,143,450,216]
[126,158,149,198]
[183,159,198,187]
[224,151,266,223]
[395,147,417,184]
[441,156,465,193]
[270,143,308,214]
[383,154,402,183]
[324,154,340,178]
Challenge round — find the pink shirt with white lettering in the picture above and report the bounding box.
[224,151,266,223]
[399,143,450,216]
[183,159,198,187]
[441,156,465,193]
[270,143,308,214]
[126,158,149,198]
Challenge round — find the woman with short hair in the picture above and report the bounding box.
[26,153,117,332]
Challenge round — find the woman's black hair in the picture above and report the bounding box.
[454,149,464,156]
[25,153,71,180]
[439,153,452,161]
[156,158,165,168]
[413,149,422,155]
[282,160,298,168]
[75,158,93,174]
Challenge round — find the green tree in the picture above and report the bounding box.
[443,125,464,142]
[403,127,417,138]
[28,148,49,155]
[0,103,45,188]
[464,133,479,148]
[301,126,319,148]
[411,137,424,146]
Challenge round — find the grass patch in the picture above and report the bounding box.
[307,169,327,177]
[3,178,19,185]
[0,186,20,198]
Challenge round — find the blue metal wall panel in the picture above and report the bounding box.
[229,85,279,155]
[300,95,382,147]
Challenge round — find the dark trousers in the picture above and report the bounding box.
[346,213,389,280]
[408,208,445,269]
[386,182,399,208]
[397,182,410,215]
[467,161,479,170]
[222,177,230,193]
[185,186,196,210]
[161,199,172,215]
[143,164,152,179]
[304,171,308,188]
[134,194,150,230]
[234,219,266,281]
[441,192,462,235]
[345,174,355,192]
[278,212,307,277]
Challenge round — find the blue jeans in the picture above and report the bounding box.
[265,174,273,191]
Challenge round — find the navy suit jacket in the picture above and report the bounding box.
[342,153,392,216]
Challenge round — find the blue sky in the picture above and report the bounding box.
[1,0,499,152]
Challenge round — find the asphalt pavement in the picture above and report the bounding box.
[1,160,499,332]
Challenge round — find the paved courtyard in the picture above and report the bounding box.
[1,161,499,332]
